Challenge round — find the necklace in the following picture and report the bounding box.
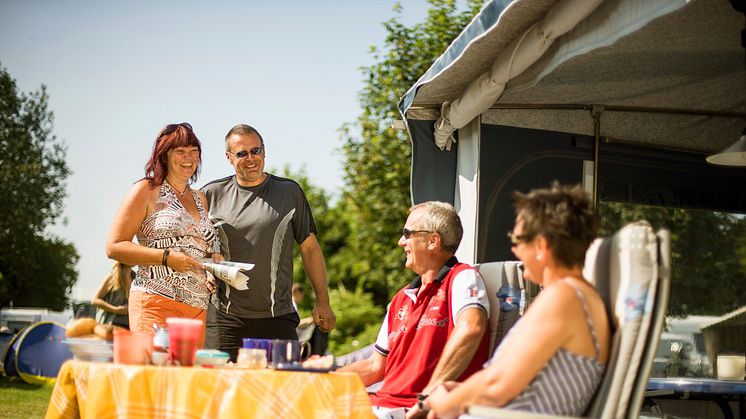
[166,179,189,196]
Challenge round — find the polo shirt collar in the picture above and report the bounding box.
[406,256,459,290]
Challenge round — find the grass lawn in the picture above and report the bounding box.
[0,375,54,419]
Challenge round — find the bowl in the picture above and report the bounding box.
[152,351,170,366]
[64,338,114,363]
[194,349,229,367]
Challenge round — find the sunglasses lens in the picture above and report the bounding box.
[232,147,262,159]
[402,228,412,239]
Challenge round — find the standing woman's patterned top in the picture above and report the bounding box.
[132,181,219,310]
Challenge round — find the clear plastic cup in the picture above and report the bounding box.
[237,348,268,369]
[166,318,203,367]
[243,338,272,363]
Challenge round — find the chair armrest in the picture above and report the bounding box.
[466,405,577,419]
[366,381,383,394]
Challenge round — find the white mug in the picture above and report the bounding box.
[717,354,745,380]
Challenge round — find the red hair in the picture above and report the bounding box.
[144,123,202,186]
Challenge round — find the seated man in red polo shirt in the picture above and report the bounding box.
[338,201,490,419]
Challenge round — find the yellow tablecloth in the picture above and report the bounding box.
[46,360,374,419]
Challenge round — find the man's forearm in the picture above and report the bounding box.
[423,310,487,394]
[338,356,386,386]
[299,236,330,304]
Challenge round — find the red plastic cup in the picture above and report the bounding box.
[166,318,203,366]
[113,329,154,365]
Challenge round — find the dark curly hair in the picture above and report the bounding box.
[513,183,598,268]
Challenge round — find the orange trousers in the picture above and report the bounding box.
[128,291,207,348]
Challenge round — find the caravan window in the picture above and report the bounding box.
[599,202,746,378]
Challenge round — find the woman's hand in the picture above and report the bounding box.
[115,304,128,315]
[211,253,224,263]
[425,382,461,419]
[406,403,429,419]
[205,275,217,293]
[166,250,204,272]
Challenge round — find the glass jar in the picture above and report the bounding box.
[237,348,267,369]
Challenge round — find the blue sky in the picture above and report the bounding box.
[0,1,439,303]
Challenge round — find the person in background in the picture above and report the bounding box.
[425,183,610,418]
[338,201,490,419]
[91,261,134,328]
[106,123,222,347]
[201,123,336,361]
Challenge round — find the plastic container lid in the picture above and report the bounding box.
[195,349,229,359]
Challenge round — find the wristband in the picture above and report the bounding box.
[162,249,170,266]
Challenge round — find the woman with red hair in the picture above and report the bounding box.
[106,123,222,346]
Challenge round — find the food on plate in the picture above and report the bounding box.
[301,354,335,370]
[93,323,114,340]
[65,317,97,337]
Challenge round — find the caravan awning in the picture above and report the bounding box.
[399,0,745,154]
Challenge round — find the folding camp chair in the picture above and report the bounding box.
[467,221,671,419]
[473,261,538,353]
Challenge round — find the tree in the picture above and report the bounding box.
[340,0,484,306]
[599,202,746,317]
[0,63,78,310]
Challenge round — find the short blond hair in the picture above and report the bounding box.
[409,201,463,253]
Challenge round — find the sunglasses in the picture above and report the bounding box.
[229,146,264,159]
[160,122,193,137]
[402,228,432,239]
[507,231,532,246]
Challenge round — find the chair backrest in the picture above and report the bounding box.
[584,221,671,419]
[474,261,539,352]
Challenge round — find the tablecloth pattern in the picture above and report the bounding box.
[46,360,373,418]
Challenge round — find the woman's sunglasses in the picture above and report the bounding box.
[507,231,532,246]
[160,122,193,137]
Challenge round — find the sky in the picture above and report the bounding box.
[0,1,436,303]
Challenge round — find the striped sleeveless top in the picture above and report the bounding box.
[132,181,219,310]
[487,281,605,416]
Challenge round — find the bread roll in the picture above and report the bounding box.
[65,317,97,337]
[93,323,114,340]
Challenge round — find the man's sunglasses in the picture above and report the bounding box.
[160,122,193,137]
[229,147,264,159]
[507,231,532,246]
[402,228,432,239]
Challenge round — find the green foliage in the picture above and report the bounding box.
[340,0,483,306]
[0,63,78,310]
[599,202,746,317]
[281,1,484,354]
[325,287,384,355]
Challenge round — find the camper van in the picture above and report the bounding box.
[396,0,745,416]
[652,316,719,378]
[0,307,71,333]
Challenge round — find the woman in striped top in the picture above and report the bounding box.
[425,183,610,418]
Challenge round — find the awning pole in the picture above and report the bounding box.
[591,105,604,210]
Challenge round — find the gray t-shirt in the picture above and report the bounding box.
[201,174,316,318]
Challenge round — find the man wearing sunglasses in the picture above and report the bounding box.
[338,201,490,419]
[201,124,336,362]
